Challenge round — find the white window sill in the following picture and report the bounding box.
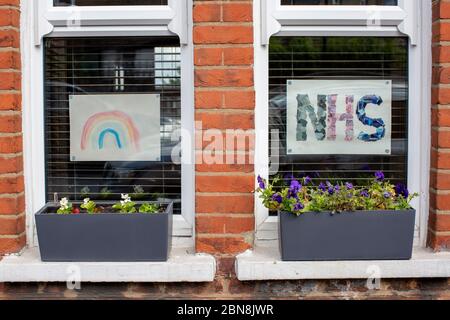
[0,247,216,283]
[236,247,450,281]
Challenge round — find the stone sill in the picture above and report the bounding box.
[0,247,216,283]
[236,247,450,281]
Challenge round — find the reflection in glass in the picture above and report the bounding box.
[268,37,408,192]
[44,37,181,213]
[281,0,397,5]
[54,0,167,6]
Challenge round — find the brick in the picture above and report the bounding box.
[432,108,450,127]
[196,195,254,213]
[428,212,450,232]
[223,90,255,109]
[195,91,223,109]
[196,215,254,234]
[0,93,21,111]
[432,130,450,148]
[194,26,253,44]
[223,47,253,65]
[430,170,450,189]
[0,72,20,90]
[0,175,24,194]
[193,3,221,22]
[196,163,254,173]
[195,68,253,87]
[0,234,25,255]
[0,29,19,48]
[0,194,24,215]
[197,130,254,150]
[0,9,19,28]
[0,155,22,174]
[223,3,253,22]
[0,114,21,133]
[0,214,25,235]
[0,51,20,69]
[196,112,254,130]
[194,48,223,66]
[196,175,254,193]
[430,192,450,211]
[431,149,450,169]
[0,135,22,153]
[428,233,450,251]
[0,0,20,6]
[196,235,252,255]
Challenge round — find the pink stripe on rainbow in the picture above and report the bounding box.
[80,111,141,151]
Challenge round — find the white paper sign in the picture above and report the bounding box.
[70,94,161,162]
[286,80,392,155]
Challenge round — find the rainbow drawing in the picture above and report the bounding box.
[80,111,141,152]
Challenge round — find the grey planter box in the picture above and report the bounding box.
[279,210,416,261]
[35,202,173,262]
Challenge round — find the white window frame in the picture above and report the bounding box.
[254,0,431,248]
[21,0,195,247]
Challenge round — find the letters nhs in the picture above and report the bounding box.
[286,80,392,155]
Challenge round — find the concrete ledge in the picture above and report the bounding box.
[0,247,216,283]
[236,247,450,281]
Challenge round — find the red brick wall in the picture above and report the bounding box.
[193,0,256,271]
[430,0,450,251]
[0,0,24,255]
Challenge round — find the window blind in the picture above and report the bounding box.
[54,0,167,6]
[268,37,409,189]
[44,37,181,214]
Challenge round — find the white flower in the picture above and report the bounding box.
[60,197,69,209]
[121,194,131,203]
[120,200,125,206]
[83,198,90,205]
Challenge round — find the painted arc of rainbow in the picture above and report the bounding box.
[80,111,141,152]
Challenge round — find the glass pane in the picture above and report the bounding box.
[44,37,181,214]
[268,36,408,195]
[281,0,397,5]
[54,0,167,6]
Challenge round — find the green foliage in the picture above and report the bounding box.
[112,194,137,213]
[80,198,97,214]
[138,203,160,214]
[256,172,419,216]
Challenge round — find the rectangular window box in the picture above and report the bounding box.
[279,210,416,261]
[35,202,173,262]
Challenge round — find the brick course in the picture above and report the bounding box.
[0,0,23,255]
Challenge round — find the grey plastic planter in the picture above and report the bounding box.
[279,210,416,261]
[35,202,173,262]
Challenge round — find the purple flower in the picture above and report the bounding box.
[272,193,283,204]
[360,190,369,198]
[383,192,392,199]
[294,202,304,211]
[395,183,409,198]
[345,182,354,190]
[328,186,335,195]
[375,171,385,182]
[288,180,302,199]
[257,175,265,190]
[334,185,341,192]
[318,182,326,192]
[304,176,313,185]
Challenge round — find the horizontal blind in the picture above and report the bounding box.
[281,0,397,5]
[44,37,181,214]
[268,37,409,190]
[54,0,167,6]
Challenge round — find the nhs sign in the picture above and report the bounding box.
[286,80,392,155]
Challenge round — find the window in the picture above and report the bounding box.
[44,37,182,214]
[255,0,430,247]
[25,0,193,246]
[54,0,167,5]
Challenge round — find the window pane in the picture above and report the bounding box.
[268,37,408,192]
[281,0,397,5]
[54,0,167,6]
[44,37,181,214]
